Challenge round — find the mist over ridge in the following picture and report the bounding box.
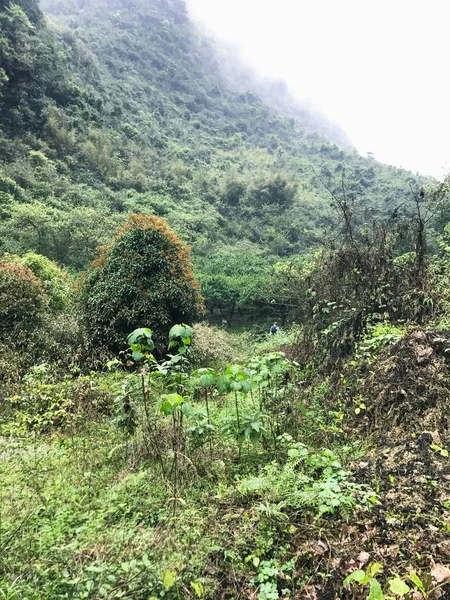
[186,0,450,179]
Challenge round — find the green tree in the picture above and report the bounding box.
[0,258,47,344]
[1,202,122,268]
[19,252,73,310]
[80,213,204,352]
[197,246,270,326]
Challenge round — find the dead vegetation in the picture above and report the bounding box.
[292,329,450,599]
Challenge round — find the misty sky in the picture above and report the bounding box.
[187,0,450,179]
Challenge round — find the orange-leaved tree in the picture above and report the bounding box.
[80,214,204,353]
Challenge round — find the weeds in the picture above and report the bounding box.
[0,323,373,599]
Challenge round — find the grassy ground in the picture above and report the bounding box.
[1,327,450,599]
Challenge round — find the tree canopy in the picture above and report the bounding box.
[0,0,433,283]
[80,213,204,352]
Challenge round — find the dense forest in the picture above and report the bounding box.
[2,0,450,598]
[0,0,432,272]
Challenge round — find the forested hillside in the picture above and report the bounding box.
[1,0,427,274]
[3,1,450,598]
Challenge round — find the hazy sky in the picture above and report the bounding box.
[187,0,450,179]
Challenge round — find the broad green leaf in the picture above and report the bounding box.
[235,371,247,381]
[240,380,253,393]
[343,570,367,586]
[127,328,153,347]
[367,562,384,578]
[368,578,384,600]
[169,324,186,339]
[132,350,143,362]
[288,444,308,459]
[183,325,193,338]
[388,578,410,597]
[169,324,193,341]
[163,570,177,590]
[408,573,425,594]
[249,430,261,444]
[195,368,215,376]
[166,393,184,406]
[181,402,195,418]
[225,364,241,375]
[160,401,173,415]
[217,375,230,393]
[199,374,215,387]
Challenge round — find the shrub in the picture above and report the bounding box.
[20,252,73,311]
[80,213,204,353]
[190,322,241,368]
[3,371,114,434]
[0,259,47,343]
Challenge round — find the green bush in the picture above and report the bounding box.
[80,213,204,353]
[2,370,114,434]
[355,322,403,362]
[0,259,47,343]
[20,251,73,311]
[190,322,242,368]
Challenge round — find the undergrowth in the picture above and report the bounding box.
[0,325,374,600]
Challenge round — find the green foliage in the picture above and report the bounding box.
[281,194,441,368]
[1,200,123,269]
[0,0,429,279]
[18,251,73,310]
[190,322,242,369]
[0,314,376,599]
[0,258,47,343]
[197,246,271,326]
[343,563,426,600]
[355,322,403,362]
[80,214,203,353]
[1,1,450,597]
[252,557,295,600]
[127,327,155,362]
[238,440,375,519]
[2,369,112,434]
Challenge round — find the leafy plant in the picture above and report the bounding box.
[238,443,376,519]
[343,563,431,599]
[127,327,155,363]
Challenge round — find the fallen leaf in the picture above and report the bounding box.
[301,585,318,600]
[438,541,450,559]
[431,430,442,445]
[358,551,371,568]
[431,564,450,583]
[308,540,328,556]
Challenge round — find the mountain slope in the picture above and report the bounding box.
[0,0,428,269]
